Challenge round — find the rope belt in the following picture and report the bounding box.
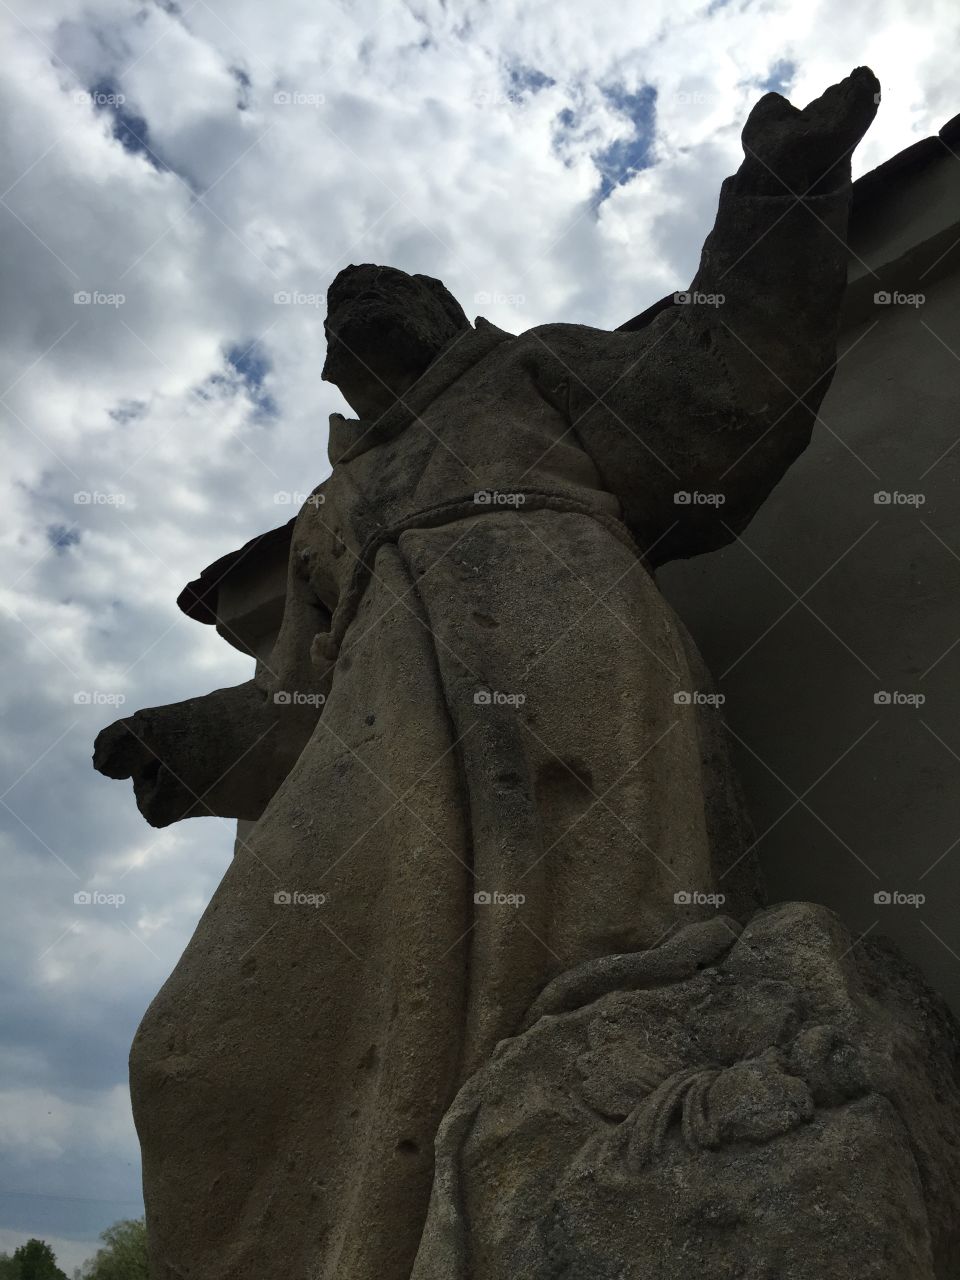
[312,488,648,665]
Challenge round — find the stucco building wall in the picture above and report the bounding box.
[660,130,960,1011]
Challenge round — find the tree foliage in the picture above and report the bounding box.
[0,1219,147,1280]
[80,1220,148,1280]
[6,1240,67,1280]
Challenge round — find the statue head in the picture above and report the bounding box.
[321,263,470,420]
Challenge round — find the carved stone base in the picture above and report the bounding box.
[412,903,960,1279]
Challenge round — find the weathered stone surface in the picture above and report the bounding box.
[85,68,949,1280]
[92,678,326,825]
[412,903,960,1280]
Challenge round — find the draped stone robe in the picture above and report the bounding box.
[129,174,852,1279]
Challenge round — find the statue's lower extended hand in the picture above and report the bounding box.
[93,679,324,827]
[94,710,198,828]
[738,65,880,196]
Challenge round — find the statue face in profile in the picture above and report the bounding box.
[321,262,470,420]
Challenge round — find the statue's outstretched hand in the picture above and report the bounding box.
[738,65,880,195]
[94,679,324,827]
[94,710,197,827]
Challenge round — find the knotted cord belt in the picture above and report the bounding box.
[311,487,649,666]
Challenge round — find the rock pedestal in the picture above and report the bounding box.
[413,903,960,1280]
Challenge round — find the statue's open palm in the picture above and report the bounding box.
[740,65,880,194]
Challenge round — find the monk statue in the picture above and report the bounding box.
[93,67,960,1279]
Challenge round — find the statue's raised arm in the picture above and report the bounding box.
[530,66,880,564]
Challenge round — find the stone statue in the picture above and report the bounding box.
[93,67,960,1278]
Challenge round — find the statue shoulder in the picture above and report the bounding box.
[515,321,630,385]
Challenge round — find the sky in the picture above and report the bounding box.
[0,0,958,1270]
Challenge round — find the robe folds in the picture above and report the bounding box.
[131,178,853,1279]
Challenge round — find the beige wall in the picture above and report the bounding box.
[661,248,960,1015]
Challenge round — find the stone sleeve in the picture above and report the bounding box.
[548,175,853,564]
